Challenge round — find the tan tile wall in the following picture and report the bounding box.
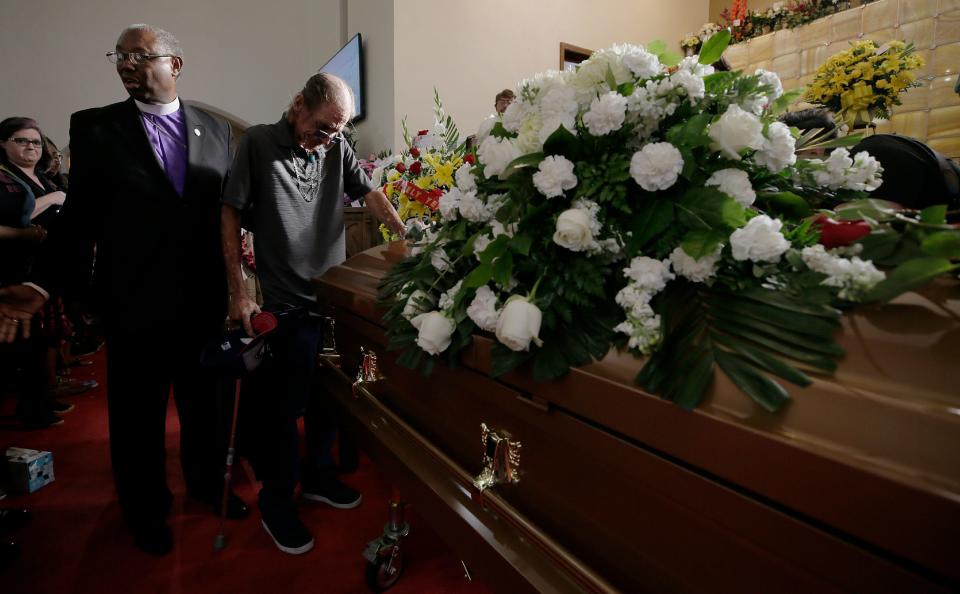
[724,0,960,158]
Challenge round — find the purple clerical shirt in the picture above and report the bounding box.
[136,98,187,196]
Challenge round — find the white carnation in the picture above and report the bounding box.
[669,70,706,102]
[678,55,714,77]
[614,314,662,354]
[756,69,784,101]
[490,219,517,238]
[458,190,495,223]
[801,244,885,301]
[455,164,477,192]
[630,142,684,192]
[669,245,723,282]
[615,284,654,317]
[475,115,497,145]
[501,100,528,133]
[466,285,500,332]
[431,247,452,272]
[623,256,674,293]
[438,280,463,311]
[753,121,797,173]
[438,187,463,222]
[708,103,765,160]
[539,85,579,123]
[706,168,756,207]
[847,151,884,192]
[810,148,883,192]
[533,155,578,198]
[729,215,791,263]
[477,136,522,178]
[623,46,662,79]
[582,91,628,136]
[473,233,492,260]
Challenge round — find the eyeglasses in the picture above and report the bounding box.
[106,51,178,65]
[9,138,43,148]
[312,128,341,145]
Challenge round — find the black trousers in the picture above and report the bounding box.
[237,315,337,513]
[105,330,227,527]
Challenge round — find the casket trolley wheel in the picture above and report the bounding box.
[362,489,409,592]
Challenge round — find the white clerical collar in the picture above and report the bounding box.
[134,97,181,116]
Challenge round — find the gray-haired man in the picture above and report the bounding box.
[221,73,402,554]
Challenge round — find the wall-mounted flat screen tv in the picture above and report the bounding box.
[319,33,365,122]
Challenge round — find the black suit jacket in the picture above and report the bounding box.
[56,98,231,336]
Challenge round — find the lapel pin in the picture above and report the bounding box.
[194,128,201,137]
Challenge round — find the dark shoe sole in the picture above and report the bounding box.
[260,519,314,555]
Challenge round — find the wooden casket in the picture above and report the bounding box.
[315,242,960,594]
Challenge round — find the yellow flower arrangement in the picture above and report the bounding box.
[372,91,467,241]
[804,40,924,126]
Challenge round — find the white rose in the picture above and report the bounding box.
[477,136,522,178]
[669,244,723,282]
[553,208,595,251]
[623,256,674,293]
[454,164,477,192]
[729,215,791,263]
[753,121,797,173]
[706,168,756,207]
[495,296,543,352]
[630,142,684,192]
[708,103,765,160]
[533,155,578,198]
[582,91,628,136]
[411,311,456,355]
[467,285,500,332]
[402,289,435,321]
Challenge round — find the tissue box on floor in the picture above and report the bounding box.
[5,447,54,493]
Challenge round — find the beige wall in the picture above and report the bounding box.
[1,0,710,156]
[347,0,395,158]
[0,0,342,147]
[391,0,710,155]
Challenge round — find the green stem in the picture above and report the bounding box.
[528,273,545,301]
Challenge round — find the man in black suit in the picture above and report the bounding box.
[44,24,248,554]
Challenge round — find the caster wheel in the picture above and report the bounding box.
[365,545,404,591]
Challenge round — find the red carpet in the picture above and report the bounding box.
[1,350,492,594]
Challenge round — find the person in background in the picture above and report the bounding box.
[0,117,69,428]
[15,23,250,555]
[494,88,515,115]
[221,72,403,555]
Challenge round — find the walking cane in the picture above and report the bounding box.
[213,376,243,551]
[207,311,278,551]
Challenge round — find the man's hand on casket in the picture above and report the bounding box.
[228,292,261,337]
[365,189,405,237]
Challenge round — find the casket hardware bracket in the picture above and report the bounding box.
[317,316,341,369]
[472,423,522,494]
[353,346,386,397]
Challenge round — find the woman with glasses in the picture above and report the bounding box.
[0,116,71,429]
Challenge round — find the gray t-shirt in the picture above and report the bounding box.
[223,116,374,310]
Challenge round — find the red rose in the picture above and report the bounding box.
[464,154,476,165]
[409,161,422,175]
[395,162,407,173]
[813,214,871,248]
[409,147,420,157]
[417,129,429,136]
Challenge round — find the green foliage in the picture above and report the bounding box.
[698,30,731,65]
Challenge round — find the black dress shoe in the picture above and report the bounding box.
[0,508,32,532]
[131,521,173,556]
[0,538,20,567]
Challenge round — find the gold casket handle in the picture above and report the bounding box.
[353,346,386,395]
[472,423,522,493]
[317,317,341,368]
